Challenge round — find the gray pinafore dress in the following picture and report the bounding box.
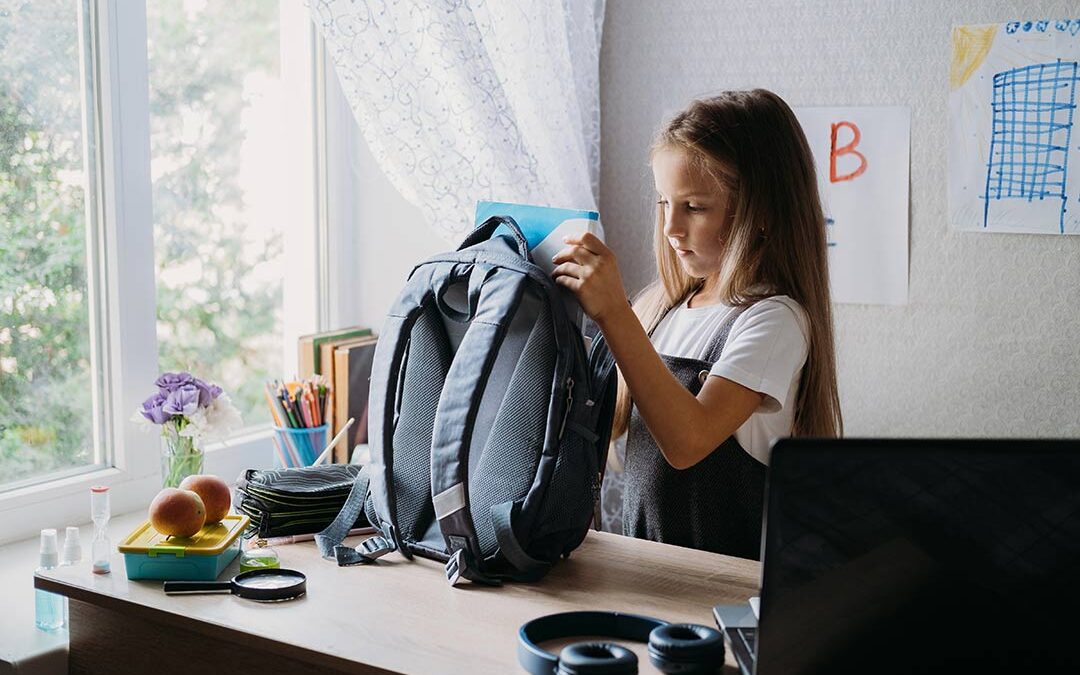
[622,305,768,560]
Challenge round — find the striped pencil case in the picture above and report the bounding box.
[233,464,368,539]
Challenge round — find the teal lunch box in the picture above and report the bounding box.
[117,514,250,581]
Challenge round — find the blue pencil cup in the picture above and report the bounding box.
[272,425,329,468]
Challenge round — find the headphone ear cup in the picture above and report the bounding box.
[647,623,725,674]
[557,642,638,675]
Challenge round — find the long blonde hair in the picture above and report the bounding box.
[611,89,843,441]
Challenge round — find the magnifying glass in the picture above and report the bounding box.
[163,568,307,602]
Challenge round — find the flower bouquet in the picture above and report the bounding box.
[136,372,242,488]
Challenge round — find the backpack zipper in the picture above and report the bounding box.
[593,470,603,530]
[558,377,575,440]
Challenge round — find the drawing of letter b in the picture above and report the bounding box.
[830,121,867,183]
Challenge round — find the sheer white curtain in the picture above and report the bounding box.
[309,0,605,243]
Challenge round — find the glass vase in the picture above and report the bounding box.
[160,429,204,489]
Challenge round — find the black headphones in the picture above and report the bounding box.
[517,611,724,674]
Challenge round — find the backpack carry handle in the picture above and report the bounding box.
[459,215,531,260]
[434,264,492,323]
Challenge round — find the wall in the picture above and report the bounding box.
[344,1,1079,438]
[339,117,449,334]
[599,0,1080,438]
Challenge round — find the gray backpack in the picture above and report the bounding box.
[317,216,617,585]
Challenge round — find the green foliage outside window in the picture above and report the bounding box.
[0,1,93,483]
[1,1,285,487]
[147,1,283,431]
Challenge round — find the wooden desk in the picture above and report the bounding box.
[35,530,759,674]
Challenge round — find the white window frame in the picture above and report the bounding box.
[0,0,348,545]
[319,32,362,329]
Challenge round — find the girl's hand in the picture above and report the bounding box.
[551,232,629,328]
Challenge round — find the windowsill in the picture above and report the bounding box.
[4,504,226,671]
[0,428,276,546]
[0,509,143,673]
[2,426,277,671]
[0,515,69,673]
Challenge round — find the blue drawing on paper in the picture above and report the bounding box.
[982,60,1078,233]
[825,217,837,247]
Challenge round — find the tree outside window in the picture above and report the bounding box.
[1,0,291,489]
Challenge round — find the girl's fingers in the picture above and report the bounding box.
[551,261,583,279]
[563,232,608,257]
[552,244,598,266]
[553,274,582,291]
[551,247,574,265]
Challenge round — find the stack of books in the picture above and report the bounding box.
[295,325,379,464]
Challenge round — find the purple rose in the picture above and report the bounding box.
[139,392,172,425]
[191,378,223,407]
[155,372,194,394]
[162,383,200,417]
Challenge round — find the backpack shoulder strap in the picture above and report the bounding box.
[487,500,551,581]
[430,263,530,585]
[702,304,750,363]
[362,262,448,557]
[485,284,599,583]
[314,464,374,559]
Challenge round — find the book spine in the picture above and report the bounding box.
[334,347,350,464]
[298,338,316,380]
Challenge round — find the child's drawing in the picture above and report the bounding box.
[950,20,1080,235]
[794,107,909,306]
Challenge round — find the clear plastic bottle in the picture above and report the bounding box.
[60,526,82,566]
[34,529,64,632]
[57,526,81,627]
[90,486,111,575]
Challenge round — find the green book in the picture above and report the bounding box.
[297,326,372,378]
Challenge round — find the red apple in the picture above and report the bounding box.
[178,474,231,524]
[149,488,206,538]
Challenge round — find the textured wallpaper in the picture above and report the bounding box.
[598,0,1080,438]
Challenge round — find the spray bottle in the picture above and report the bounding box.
[34,528,64,631]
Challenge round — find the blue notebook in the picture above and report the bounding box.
[474,201,603,327]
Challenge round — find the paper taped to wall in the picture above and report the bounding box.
[949,19,1080,235]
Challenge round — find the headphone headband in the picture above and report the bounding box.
[518,611,667,674]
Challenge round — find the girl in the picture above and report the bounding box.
[552,89,842,559]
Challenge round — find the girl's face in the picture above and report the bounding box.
[651,146,733,282]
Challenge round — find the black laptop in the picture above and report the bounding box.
[714,438,1080,675]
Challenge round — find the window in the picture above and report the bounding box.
[146,2,288,428]
[0,1,333,545]
[0,0,105,489]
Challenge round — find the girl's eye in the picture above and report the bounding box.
[687,204,706,212]
[656,199,668,207]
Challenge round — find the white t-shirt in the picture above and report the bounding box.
[619,295,809,465]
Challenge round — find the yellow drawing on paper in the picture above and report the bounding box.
[948,19,1080,236]
[950,25,997,90]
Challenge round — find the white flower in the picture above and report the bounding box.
[177,409,205,438]
[179,392,243,443]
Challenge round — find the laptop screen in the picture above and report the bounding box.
[755,439,1080,675]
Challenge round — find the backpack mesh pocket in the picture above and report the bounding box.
[530,429,597,551]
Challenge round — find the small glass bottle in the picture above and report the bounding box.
[239,538,280,572]
[34,528,64,632]
[90,486,111,574]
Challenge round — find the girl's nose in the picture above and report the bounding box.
[663,209,686,238]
